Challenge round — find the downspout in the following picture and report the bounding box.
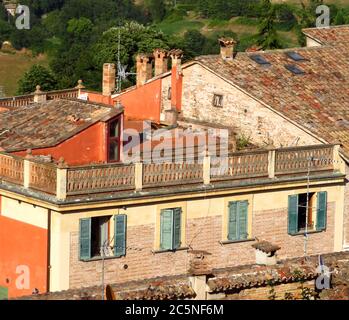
[46,209,51,293]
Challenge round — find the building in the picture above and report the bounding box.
[0,25,349,300]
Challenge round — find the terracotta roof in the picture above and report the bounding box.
[303,25,349,45]
[0,99,122,152]
[14,276,195,300]
[195,26,349,157]
[252,240,281,254]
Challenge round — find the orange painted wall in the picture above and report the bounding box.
[14,122,108,166]
[0,215,48,298]
[84,92,113,105]
[113,80,162,122]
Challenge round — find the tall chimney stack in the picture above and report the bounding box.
[136,54,153,87]
[169,49,184,112]
[219,38,237,61]
[103,63,116,96]
[153,49,168,76]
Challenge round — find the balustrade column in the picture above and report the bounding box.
[268,150,276,178]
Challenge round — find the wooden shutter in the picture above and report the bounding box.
[238,201,248,240]
[316,191,327,231]
[114,214,127,257]
[79,218,91,260]
[160,209,173,250]
[173,208,182,249]
[288,195,299,235]
[228,202,238,240]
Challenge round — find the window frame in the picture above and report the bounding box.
[107,116,122,163]
[212,93,224,108]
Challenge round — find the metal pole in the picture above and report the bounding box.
[101,242,105,300]
[304,156,314,256]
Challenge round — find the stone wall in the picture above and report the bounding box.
[160,63,321,148]
[69,203,335,289]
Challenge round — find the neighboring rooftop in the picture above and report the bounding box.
[0,99,122,152]
[195,25,349,158]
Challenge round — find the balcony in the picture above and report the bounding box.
[0,144,343,202]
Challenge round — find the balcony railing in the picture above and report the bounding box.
[0,144,341,201]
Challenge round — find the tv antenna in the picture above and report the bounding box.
[116,27,136,93]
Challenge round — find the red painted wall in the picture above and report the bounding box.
[171,66,183,112]
[0,215,48,298]
[14,122,108,166]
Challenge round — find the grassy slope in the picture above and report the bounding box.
[0,51,48,97]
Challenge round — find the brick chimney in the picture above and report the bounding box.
[103,63,116,96]
[33,85,46,103]
[153,49,168,76]
[136,54,153,87]
[169,49,183,112]
[219,38,237,61]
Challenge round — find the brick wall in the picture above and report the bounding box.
[69,203,335,289]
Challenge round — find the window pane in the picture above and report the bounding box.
[109,120,120,138]
[109,141,119,161]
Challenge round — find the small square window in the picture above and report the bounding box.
[167,87,172,100]
[213,94,223,108]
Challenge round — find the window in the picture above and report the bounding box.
[284,64,305,75]
[108,118,121,162]
[286,51,307,62]
[213,94,223,108]
[160,208,182,250]
[288,192,327,235]
[249,54,271,65]
[228,201,248,241]
[79,214,127,260]
[167,87,172,100]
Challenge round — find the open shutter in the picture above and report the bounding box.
[114,215,127,257]
[288,195,299,235]
[173,208,182,249]
[228,202,238,240]
[238,201,248,240]
[79,218,91,260]
[160,210,173,250]
[316,191,327,231]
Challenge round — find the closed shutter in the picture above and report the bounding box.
[238,201,248,240]
[316,191,327,231]
[288,195,299,235]
[114,214,127,257]
[228,202,238,240]
[160,209,173,250]
[79,218,91,260]
[173,208,182,249]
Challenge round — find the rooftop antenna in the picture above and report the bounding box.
[116,26,136,93]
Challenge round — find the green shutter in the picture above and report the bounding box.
[0,286,8,300]
[238,201,248,240]
[316,191,327,231]
[173,208,182,249]
[79,218,91,260]
[228,202,238,240]
[288,195,299,235]
[160,209,173,250]
[114,215,127,257]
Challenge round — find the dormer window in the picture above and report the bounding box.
[108,118,121,162]
[213,94,223,108]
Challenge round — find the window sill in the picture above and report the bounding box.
[80,255,124,262]
[220,238,256,245]
[152,247,189,254]
[289,229,325,236]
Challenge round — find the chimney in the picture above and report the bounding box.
[219,38,237,61]
[103,63,116,96]
[252,241,280,266]
[153,49,168,76]
[169,49,184,112]
[33,85,46,103]
[136,54,153,87]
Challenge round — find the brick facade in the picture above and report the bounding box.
[69,203,335,289]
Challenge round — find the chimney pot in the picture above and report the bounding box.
[136,53,154,87]
[153,49,168,76]
[219,38,237,61]
[103,63,116,96]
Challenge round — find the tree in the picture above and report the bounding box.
[17,65,58,95]
[183,30,206,57]
[256,0,283,50]
[145,0,167,22]
[0,1,8,21]
[334,9,346,26]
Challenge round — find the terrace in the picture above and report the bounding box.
[0,144,342,203]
